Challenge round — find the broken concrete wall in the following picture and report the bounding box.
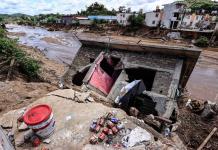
[152,71,173,95]
[69,46,179,97]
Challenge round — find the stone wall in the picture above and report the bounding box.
[71,45,179,96]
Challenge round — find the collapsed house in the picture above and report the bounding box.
[62,38,201,120]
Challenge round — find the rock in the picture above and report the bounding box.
[171,121,181,132]
[43,138,51,144]
[129,107,139,117]
[47,89,76,100]
[122,126,152,148]
[18,122,29,132]
[201,103,216,118]
[128,144,145,150]
[15,133,25,147]
[85,96,95,102]
[0,110,16,129]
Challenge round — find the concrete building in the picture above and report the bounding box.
[60,15,92,25]
[145,11,162,27]
[161,1,186,29]
[117,13,135,26]
[179,12,217,30]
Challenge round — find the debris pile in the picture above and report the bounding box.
[186,99,218,119]
[88,111,152,148]
[89,112,125,146]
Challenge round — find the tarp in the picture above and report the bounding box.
[115,80,146,110]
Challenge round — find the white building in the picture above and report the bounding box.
[117,13,135,26]
[145,11,162,27]
[161,1,186,29]
[179,13,217,30]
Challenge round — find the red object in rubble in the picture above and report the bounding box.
[112,126,118,134]
[31,135,41,147]
[99,117,105,126]
[107,120,114,129]
[108,129,113,135]
[102,127,109,134]
[98,132,106,142]
[89,135,98,144]
[95,125,101,133]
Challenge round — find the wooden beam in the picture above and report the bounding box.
[197,127,217,150]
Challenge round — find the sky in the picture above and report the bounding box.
[0,0,178,15]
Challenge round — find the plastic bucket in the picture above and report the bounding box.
[23,104,55,138]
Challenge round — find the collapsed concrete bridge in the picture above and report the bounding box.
[62,37,201,119]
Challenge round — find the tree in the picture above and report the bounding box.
[77,2,116,16]
[118,6,126,13]
[127,7,131,13]
[0,16,4,23]
[128,14,144,27]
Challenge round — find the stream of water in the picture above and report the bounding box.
[6,24,81,65]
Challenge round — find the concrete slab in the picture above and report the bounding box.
[0,92,150,149]
[0,89,186,150]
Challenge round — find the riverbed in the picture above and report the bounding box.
[6,24,81,65]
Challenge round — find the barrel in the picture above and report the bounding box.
[23,104,55,138]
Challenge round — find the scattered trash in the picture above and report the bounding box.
[122,126,152,148]
[89,112,126,147]
[89,135,98,144]
[163,127,171,137]
[18,122,29,131]
[186,99,204,112]
[43,138,51,144]
[30,135,41,147]
[167,32,181,40]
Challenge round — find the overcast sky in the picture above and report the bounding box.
[0,0,178,15]
[1,0,218,15]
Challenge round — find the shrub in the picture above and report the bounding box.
[195,36,209,47]
[0,37,40,77]
[0,27,6,38]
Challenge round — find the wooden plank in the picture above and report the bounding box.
[197,127,217,150]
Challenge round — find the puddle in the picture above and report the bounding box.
[6,24,81,65]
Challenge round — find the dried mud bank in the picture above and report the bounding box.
[0,44,66,115]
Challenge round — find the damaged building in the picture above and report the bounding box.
[62,38,201,120]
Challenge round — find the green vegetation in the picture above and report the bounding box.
[0,27,40,77]
[128,14,144,29]
[195,36,209,47]
[77,2,117,16]
[184,0,218,12]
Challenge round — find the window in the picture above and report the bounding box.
[152,21,155,24]
[155,13,159,17]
